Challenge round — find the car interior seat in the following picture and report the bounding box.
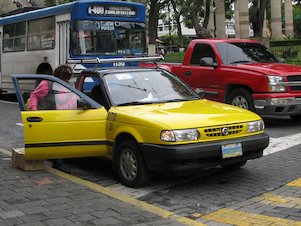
[91,85,105,105]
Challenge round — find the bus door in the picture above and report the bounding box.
[56,20,70,65]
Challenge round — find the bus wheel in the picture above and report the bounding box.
[227,88,255,111]
[115,140,151,188]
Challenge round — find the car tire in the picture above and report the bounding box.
[227,88,255,112]
[115,140,151,188]
[221,160,247,170]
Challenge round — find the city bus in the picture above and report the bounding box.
[0,0,147,94]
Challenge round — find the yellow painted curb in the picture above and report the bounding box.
[47,166,206,226]
[203,208,301,226]
[287,178,301,188]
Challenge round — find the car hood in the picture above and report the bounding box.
[235,63,301,75]
[114,99,261,129]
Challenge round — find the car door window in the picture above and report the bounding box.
[190,43,216,65]
[17,78,80,111]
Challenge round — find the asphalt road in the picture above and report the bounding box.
[1,94,301,224]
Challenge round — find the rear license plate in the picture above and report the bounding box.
[221,143,242,159]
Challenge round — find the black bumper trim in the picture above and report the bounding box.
[139,133,269,171]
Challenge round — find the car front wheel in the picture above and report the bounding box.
[115,140,151,188]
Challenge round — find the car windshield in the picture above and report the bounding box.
[103,70,199,106]
[216,42,279,65]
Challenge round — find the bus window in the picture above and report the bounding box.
[28,17,55,50]
[3,22,26,52]
[72,30,115,55]
[71,20,146,56]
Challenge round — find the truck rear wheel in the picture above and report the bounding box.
[227,88,255,112]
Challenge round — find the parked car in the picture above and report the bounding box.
[141,39,301,119]
[12,57,269,187]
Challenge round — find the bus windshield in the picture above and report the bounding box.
[71,21,146,56]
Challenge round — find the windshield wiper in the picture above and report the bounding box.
[109,83,147,92]
[165,98,197,103]
[230,60,255,64]
[116,101,143,106]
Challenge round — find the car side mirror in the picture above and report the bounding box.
[200,57,218,67]
[77,98,91,110]
[195,88,205,98]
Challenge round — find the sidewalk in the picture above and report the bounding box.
[0,150,190,226]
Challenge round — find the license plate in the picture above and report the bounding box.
[221,143,242,159]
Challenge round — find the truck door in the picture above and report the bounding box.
[179,43,221,102]
[12,74,108,160]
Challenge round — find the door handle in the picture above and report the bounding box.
[185,70,192,76]
[27,117,43,122]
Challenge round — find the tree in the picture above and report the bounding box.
[170,0,184,47]
[249,0,269,37]
[148,0,170,45]
[190,0,212,38]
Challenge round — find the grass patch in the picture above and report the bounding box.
[164,52,185,63]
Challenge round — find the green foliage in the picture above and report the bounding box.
[159,34,191,47]
[293,5,301,37]
[164,52,185,62]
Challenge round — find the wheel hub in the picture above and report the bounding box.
[232,95,248,109]
[120,149,137,181]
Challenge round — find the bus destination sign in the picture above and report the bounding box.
[88,5,136,17]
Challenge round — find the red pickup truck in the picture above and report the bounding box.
[142,39,301,119]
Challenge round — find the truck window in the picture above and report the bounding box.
[190,43,215,65]
[216,42,278,65]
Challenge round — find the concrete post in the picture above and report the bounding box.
[285,0,294,37]
[207,0,215,37]
[215,0,226,38]
[234,0,240,38]
[237,0,249,39]
[270,0,282,39]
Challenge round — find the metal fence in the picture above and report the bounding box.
[270,40,301,65]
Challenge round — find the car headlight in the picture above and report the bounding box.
[160,129,200,142]
[268,76,286,92]
[247,120,265,133]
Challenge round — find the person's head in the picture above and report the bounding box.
[53,65,73,81]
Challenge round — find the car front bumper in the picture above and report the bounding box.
[140,133,269,171]
[253,94,301,116]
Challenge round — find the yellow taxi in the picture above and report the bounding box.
[12,58,269,187]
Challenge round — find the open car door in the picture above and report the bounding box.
[12,74,108,160]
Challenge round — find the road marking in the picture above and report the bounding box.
[16,123,23,127]
[251,192,301,209]
[263,133,301,156]
[203,208,301,225]
[287,178,301,188]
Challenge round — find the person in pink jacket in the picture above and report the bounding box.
[29,65,77,111]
